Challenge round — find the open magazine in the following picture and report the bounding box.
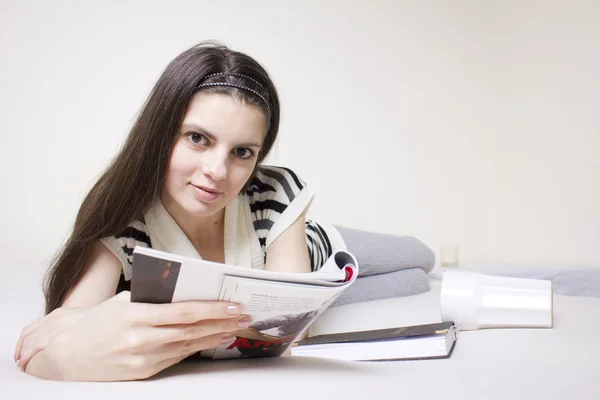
[130,247,359,360]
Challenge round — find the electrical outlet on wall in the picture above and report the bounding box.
[440,244,459,268]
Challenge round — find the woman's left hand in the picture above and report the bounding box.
[14,307,90,370]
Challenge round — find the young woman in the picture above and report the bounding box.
[13,41,348,381]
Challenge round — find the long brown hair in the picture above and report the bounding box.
[43,41,281,314]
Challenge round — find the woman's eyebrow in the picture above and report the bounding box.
[181,123,262,148]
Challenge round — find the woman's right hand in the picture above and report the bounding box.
[25,291,251,382]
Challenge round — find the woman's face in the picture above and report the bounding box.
[162,92,268,218]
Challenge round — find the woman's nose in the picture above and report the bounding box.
[202,151,228,181]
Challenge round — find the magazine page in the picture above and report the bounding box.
[131,247,359,304]
[199,275,348,359]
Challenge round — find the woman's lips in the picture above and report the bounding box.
[191,184,222,202]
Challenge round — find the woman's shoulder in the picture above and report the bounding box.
[245,165,308,202]
[100,217,152,281]
[243,165,315,250]
[113,218,151,243]
[100,217,152,254]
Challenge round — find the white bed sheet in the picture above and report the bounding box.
[2,268,599,400]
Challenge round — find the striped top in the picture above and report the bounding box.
[100,165,345,282]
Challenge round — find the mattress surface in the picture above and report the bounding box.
[2,268,599,400]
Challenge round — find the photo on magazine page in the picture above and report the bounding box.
[212,309,321,359]
[199,282,346,359]
[130,252,182,303]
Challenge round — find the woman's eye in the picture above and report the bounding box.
[235,148,254,159]
[187,133,207,145]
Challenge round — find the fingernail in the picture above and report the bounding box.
[237,317,252,328]
[226,305,242,315]
[16,359,21,368]
[220,335,235,345]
